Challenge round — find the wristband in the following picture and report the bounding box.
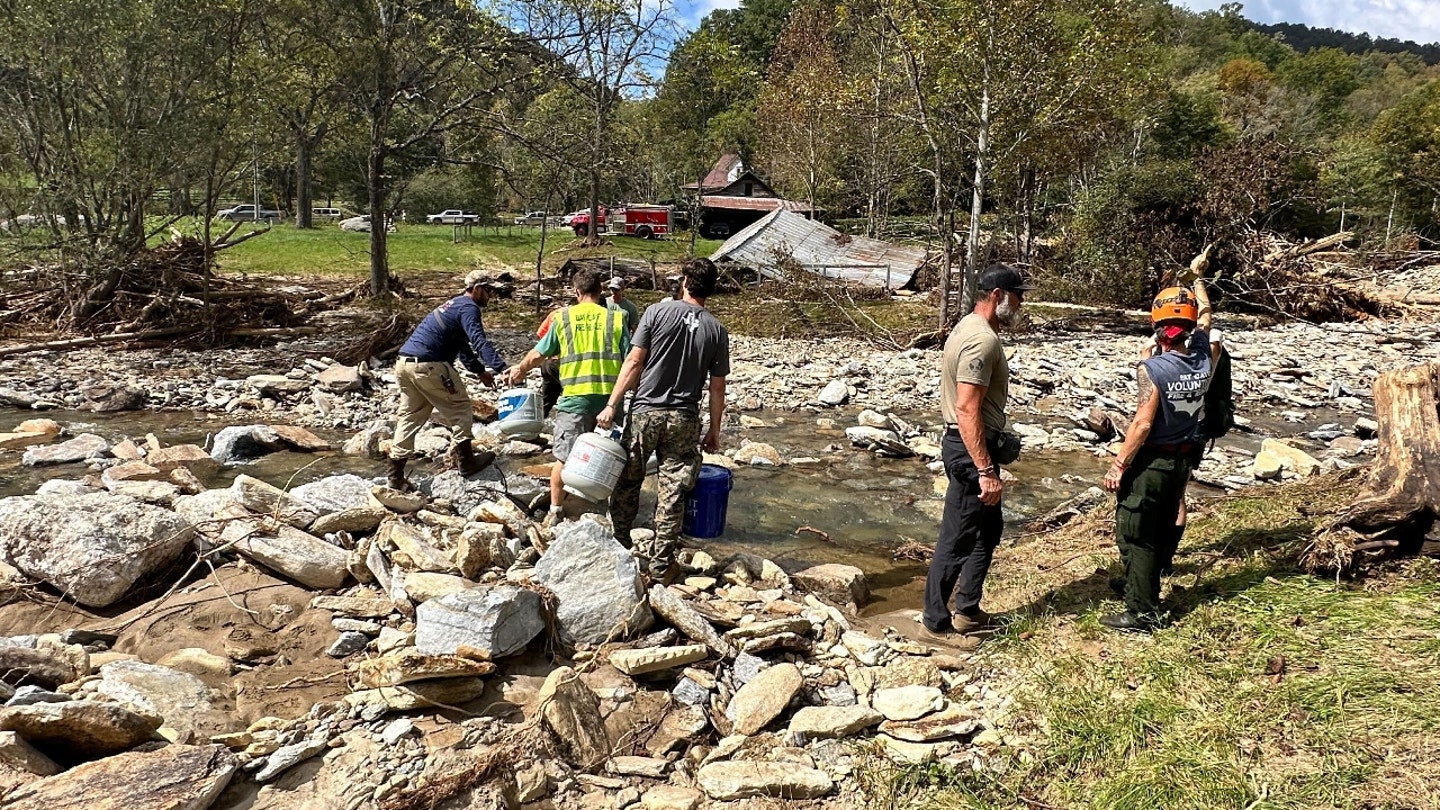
[1112,460,1129,470]
[977,464,998,477]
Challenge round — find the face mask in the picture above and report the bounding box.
[996,292,1020,326]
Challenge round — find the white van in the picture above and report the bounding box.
[312,207,343,220]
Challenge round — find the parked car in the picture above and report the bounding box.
[311,207,344,220]
[217,204,284,223]
[426,209,480,225]
[569,207,607,236]
[512,211,555,226]
[339,214,394,233]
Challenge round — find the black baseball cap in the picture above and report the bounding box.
[977,264,1035,293]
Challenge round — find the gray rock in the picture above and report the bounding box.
[0,699,162,759]
[35,479,99,497]
[292,474,376,514]
[316,363,364,393]
[872,685,945,721]
[415,587,545,658]
[209,425,286,464]
[534,519,651,645]
[254,735,328,781]
[0,644,87,692]
[95,661,211,744]
[726,662,802,735]
[730,652,767,687]
[5,687,69,707]
[228,474,319,529]
[792,563,869,605]
[2,743,236,809]
[427,468,510,518]
[21,434,109,467]
[647,584,732,657]
[673,676,710,707]
[327,632,370,658]
[695,761,833,800]
[817,380,850,406]
[0,493,193,608]
[0,729,59,776]
[786,705,883,742]
[221,513,349,590]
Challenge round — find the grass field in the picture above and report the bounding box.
[209,220,724,279]
[857,472,1440,810]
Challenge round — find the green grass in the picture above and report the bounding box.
[856,476,1440,810]
[206,220,722,279]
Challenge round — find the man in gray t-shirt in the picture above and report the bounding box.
[599,259,730,580]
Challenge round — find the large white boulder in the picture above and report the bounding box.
[0,493,192,608]
[533,518,651,645]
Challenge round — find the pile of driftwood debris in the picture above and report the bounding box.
[0,226,364,356]
[1224,231,1440,322]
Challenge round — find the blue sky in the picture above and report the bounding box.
[677,0,1440,46]
[1176,1,1440,45]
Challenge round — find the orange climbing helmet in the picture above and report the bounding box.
[1151,286,1198,328]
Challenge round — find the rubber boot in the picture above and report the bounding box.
[455,440,496,477]
[386,456,411,492]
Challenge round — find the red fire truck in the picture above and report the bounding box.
[610,204,673,239]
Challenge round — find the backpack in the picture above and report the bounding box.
[1201,348,1235,441]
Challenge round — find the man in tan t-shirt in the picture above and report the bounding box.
[919,264,1032,642]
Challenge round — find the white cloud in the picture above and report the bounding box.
[1176,0,1440,45]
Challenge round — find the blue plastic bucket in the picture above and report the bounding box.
[683,463,733,539]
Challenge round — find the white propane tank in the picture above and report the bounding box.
[562,430,628,502]
[497,388,543,440]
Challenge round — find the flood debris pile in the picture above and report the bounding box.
[0,230,364,352]
[0,428,1024,809]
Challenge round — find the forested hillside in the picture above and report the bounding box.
[1,0,1438,310]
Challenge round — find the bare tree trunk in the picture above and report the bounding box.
[962,45,991,315]
[368,145,389,296]
[296,135,314,229]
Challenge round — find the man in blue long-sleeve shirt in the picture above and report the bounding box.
[387,270,509,490]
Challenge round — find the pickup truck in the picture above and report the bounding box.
[217,204,284,223]
[426,209,480,225]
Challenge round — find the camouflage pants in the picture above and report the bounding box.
[609,409,702,575]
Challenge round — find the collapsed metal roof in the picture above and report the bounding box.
[708,209,927,289]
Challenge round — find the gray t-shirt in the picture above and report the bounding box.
[632,299,730,414]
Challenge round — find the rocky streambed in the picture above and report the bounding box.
[0,307,1419,808]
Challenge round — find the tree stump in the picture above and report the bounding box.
[1305,363,1440,572]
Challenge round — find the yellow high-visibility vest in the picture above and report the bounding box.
[555,302,624,396]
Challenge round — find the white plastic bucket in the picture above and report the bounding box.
[497,388,543,440]
[561,430,628,502]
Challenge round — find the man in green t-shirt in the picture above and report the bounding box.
[605,276,640,334]
[501,268,630,525]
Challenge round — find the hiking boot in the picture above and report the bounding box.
[912,619,981,650]
[454,440,495,477]
[951,610,992,634]
[1099,611,1156,633]
[386,457,411,492]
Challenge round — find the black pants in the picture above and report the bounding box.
[540,358,562,417]
[923,435,1004,630]
[1115,446,1191,619]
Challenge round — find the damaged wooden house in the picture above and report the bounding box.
[708,208,929,291]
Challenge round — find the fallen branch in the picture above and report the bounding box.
[0,326,192,358]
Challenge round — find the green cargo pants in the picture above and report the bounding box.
[1115,447,1191,621]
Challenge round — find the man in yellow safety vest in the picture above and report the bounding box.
[502,268,630,526]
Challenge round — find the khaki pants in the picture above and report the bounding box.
[390,359,473,460]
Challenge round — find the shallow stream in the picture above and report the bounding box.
[0,406,1131,615]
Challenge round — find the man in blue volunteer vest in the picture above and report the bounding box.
[502,268,629,525]
[1102,277,1214,631]
[387,270,508,491]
